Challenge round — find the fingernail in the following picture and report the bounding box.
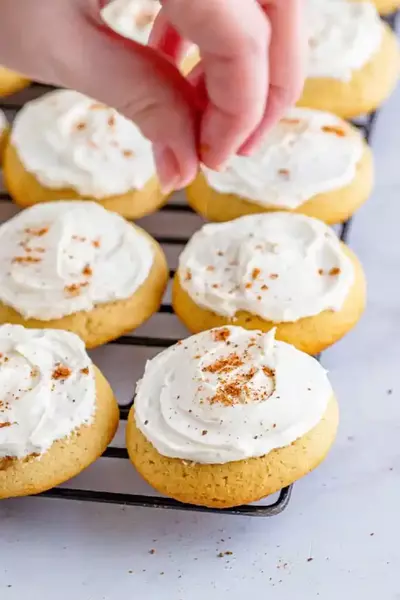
[153,143,180,195]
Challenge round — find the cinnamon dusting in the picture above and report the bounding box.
[252,268,261,280]
[329,267,341,276]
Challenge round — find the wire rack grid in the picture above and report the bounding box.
[0,13,396,516]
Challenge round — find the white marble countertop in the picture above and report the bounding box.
[1,80,400,599]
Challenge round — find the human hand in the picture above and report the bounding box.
[0,0,304,193]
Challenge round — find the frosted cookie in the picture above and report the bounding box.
[126,327,339,508]
[0,66,29,98]
[297,0,399,118]
[0,201,168,348]
[3,90,165,219]
[0,109,9,163]
[173,213,366,355]
[101,0,199,74]
[0,324,119,499]
[352,0,400,15]
[187,108,373,225]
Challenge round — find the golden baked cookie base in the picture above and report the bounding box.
[0,367,119,499]
[186,144,373,225]
[0,229,169,348]
[173,245,366,355]
[0,126,9,164]
[126,396,338,509]
[352,0,400,15]
[298,24,399,119]
[3,143,167,220]
[0,67,30,98]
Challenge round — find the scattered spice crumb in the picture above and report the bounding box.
[75,121,86,131]
[82,264,93,277]
[12,256,42,265]
[318,268,324,275]
[80,367,89,376]
[52,364,71,380]
[149,549,156,555]
[245,282,252,289]
[262,366,275,378]
[25,227,49,237]
[252,268,261,280]
[212,283,219,289]
[0,422,12,429]
[202,430,208,436]
[108,115,116,127]
[213,328,231,342]
[329,267,341,276]
[278,168,290,177]
[123,149,134,158]
[269,273,279,280]
[307,557,313,562]
[92,239,101,248]
[281,117,301,125]
[322,125,345,137]
[261,284,269,290]
[206,265,215,272]
[144,420,149,425]
[185,270,192,281]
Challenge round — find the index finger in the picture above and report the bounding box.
[154,0,271,169]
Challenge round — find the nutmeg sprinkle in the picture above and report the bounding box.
[12,256,41,265]
[329,267,341,276]
[269,273,279,280]
[322,125,346,137]
[80,367,90,376]
[82,264,93,277]
[52,365,72,380]
[252,268,261,280]
[24,227,49,237]
[213,328,231,343]
[75,122,86,131]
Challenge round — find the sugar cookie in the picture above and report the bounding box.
[173,213,366,355]
[0,109,9,163]
[352,0,400,15]
[297,0,399,118]
[0,324,119,499]
[0,66,29,98]
[4,90,165,219]
[0,201,168,348]
[187,108,373,225]
[127,327,338,508]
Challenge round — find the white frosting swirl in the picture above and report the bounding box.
[11,90,156,198]
[135,327,332,464]
[178,213,354,323]
[101,0,198,61]
[0,324,96,459]
[202,108,364,209]
[101,0,161,45]
[0,109,7,135]
[306,0,383,82]
[0,201,154,320]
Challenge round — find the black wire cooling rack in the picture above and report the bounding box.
[0,12,396,516]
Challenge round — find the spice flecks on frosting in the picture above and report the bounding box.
[0,201,154,320]
[202,107,364,209]
[134,327,332,464]
[178,212,354,323]
[0,325,96,458]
